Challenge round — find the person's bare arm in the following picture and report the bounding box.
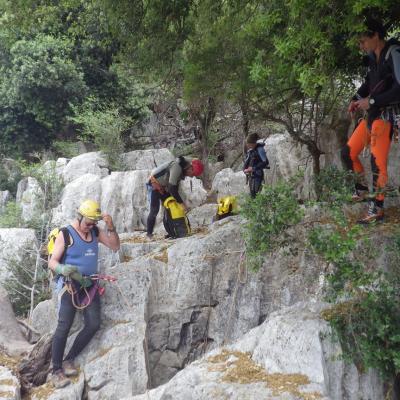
[98,214,120,251]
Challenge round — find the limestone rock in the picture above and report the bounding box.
[125,302,383,400]
[0,286,31,356]
[30,299,57,337]
[16,177,44,222]
[101,170,150,233]
[0,190,10,214]
[187,204,218,231]
[62,152,109,184]
[42,158,69,179]
[31,373,84,400]
[211,168,247,198]
[0,228,38,286]
[121,149,174,171]
[51,174,102,226]
[0,366,21,400]
[178,177,207,209]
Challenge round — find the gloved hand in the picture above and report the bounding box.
[55,264,78,277]
[70,271,92,288]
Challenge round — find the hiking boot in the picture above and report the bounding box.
[51,370,71,389]
[63,360,79,377]
[357,201,384,224]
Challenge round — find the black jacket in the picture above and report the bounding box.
[243,144,269,177]
[354,39,400,123]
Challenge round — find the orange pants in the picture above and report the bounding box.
[341,119,392,202]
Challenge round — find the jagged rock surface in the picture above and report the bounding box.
[0,366,21,400]
[0,286,31,356]
[125,303,383,400]
[0,228,38,286]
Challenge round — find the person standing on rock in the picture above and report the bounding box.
[243,133,269,198]
[146,156,204,239]
[341,18,400,224]
[48,199,120,388]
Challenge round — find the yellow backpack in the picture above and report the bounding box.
[47,227,70,260]
[215,196,238,221]
[163,196,191,238]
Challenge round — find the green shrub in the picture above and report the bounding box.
[240,178,304,271]
[52,140,81,159]
[309,204,400,378]
[3,251,50,317]
[73,104,131,170]
[0,202,24,228]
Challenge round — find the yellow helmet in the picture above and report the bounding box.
[78,199,102,221]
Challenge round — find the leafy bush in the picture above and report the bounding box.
[0,35,87,156]
[308,167,400,378]
[0,160,22,196]
[3,250,50,317]
[0,202,24,228]
[51,140,81,159]
[314,166,354,204]
[2,160,64,316]
[73,104,131,170]
[240,178,304,271]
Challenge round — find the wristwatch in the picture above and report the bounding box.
[368,97,375,106]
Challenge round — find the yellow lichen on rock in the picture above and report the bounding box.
[208,349,322,400]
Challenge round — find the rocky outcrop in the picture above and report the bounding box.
[62,152,109,184]
[16,177,44,221]
[8,140,399,399]
[121,148,174,170]
[30,374,85,400]
[0,190,10,214]
[0,228,38,286]
[0,286,31,356]
[51,173,102,226]
[0,366,21,400]
[211,168,247,198]
[125,302,383,400]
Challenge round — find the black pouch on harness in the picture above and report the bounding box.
[162,196,191,238]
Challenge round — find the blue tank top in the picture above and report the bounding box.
[64,225,99,276]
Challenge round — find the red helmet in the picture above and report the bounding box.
[191,159,204,176]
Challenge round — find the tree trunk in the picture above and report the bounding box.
[18,333,53,394]
[196,97,216,189]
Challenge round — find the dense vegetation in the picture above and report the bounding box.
[241,167,400,382]
[0,0,398,167]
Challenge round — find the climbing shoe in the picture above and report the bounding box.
[357,201,384,224]
[146,233,154,240]
[63,360,79,377]
[51,370,71,389]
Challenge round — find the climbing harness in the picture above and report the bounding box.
[58,274,118,310]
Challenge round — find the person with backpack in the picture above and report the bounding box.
[243,133,270,198]
[48,199,120,388]
[341,18,400,224]
[146,156,204,239]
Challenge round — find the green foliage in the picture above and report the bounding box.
[314,166,354,204]
[325,275,400,377]
[0,202,24,228]
[309,184,400,378]
[1,160,64,316]
[240,178,304,271]
[2,250,50,317]
[51,140,81,159]
[0,161,22,196]
[0,34,87,156]
[73,104,131,170]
